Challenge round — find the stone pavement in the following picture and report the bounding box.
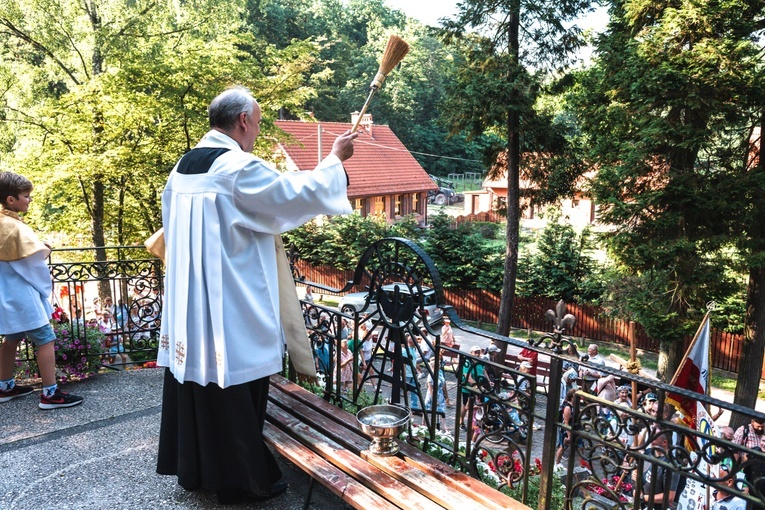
[0,368,345,510]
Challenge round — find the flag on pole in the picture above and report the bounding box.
[666,314,711,429]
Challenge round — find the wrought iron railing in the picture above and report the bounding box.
[3,239,764,510]
[9,246,162,370]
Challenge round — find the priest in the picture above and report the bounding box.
[156,86,357,504]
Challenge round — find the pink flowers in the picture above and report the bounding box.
[50,320,104,382]
[586,474,632,503]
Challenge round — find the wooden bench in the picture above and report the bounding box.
[265,374,528,510]
[505,353,552,394]
[439,343,460,372]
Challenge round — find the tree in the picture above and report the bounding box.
[440,0,593,345]
[731,114,765,429]
[0,0,326,253]
[517,209,605,304]
[424,213,504,290]
[571,0,765,381]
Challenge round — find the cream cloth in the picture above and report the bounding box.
[0,208,50,262]
[145,228,316,377]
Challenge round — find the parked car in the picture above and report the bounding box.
[337,283,443,325]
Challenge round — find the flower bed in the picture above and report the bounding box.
[13,321,105,383]
[402,424,566,508]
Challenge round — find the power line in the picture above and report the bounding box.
[320,128,483,164]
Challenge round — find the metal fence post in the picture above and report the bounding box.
[538,351,563,510]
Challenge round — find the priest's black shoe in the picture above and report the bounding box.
[251,480,288,501]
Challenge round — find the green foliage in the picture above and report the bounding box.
[0,0,329,246]
[505,472,566,510]
[13,322,104,383]
[282,213,421,270]
[517,209,606,304]
[424,213,504,291]
[569,0,765,369]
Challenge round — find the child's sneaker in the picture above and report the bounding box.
[0,384,34,403]
[39,389,84,410]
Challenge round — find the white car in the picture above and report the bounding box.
[337,284,443,325]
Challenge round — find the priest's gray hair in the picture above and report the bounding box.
[208,86,256,130]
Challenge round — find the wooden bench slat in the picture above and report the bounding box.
[268,386,370,453]
[389,442,528,510]
[263,422,401,510]
[267,404,445,510]
[268,375,528,510]
[362,450,524,510]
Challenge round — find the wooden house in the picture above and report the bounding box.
[275,114,437,225]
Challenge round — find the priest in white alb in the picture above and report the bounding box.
[155,86,357,504]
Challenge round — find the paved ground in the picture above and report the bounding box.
[0,368,346,510]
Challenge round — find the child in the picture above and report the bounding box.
[0,171,83,409]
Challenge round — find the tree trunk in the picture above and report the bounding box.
[657,337,685,383]
[731,113,765,429]
[496,1,520,343]
[731,266,765,429]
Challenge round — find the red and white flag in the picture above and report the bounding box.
[666,314,710,429]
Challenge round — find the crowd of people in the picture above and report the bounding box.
[51,284,161,366]
[547,342,764,509]
[301,291,765,509]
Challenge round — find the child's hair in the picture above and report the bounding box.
[0,171,33,206]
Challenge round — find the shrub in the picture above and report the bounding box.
[51,321,105,382]
[14,321,105,383]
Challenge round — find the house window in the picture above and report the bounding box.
[412,193,418,214]
[354,198,363,212]
[374,196,385,216]
[394,195,402,216]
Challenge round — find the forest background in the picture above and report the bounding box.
[0,0,763,428]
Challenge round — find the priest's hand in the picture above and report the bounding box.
[331,130,359,162]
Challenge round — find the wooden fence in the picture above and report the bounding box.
[296,262,749,375]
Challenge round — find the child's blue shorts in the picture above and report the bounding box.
[4,324,56,347]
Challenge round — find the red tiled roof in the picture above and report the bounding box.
[274,120,437,198]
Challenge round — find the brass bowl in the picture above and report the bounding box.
[356,404,411,456]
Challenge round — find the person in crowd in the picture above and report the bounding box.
[102,310,127,365]
[404,334,422,411]
[580,343,606,392]
[418,334,433,363]
[711,463,747,510]
[441,318,455,347]
[113,298,129,331]
[460,346,484,430]
[423,358,447,430]
[743,435,765,510]
[597,373,619,402]
[72,307,85,335]
[733,417,765,450]
[555,389,578,470]
[516,361,533,394]
[634,393,659,449]
[339,318,352,340]
[641,427,683,507]
[360,331,374,364]
[517,341,538,376]
[155,86,357,504]
[614,385,634,447]
[304,286,314,303]
[337,339,354,393]
[0,171,83,409]
[559,344,581,405]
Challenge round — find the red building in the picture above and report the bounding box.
[275,114,437,225]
